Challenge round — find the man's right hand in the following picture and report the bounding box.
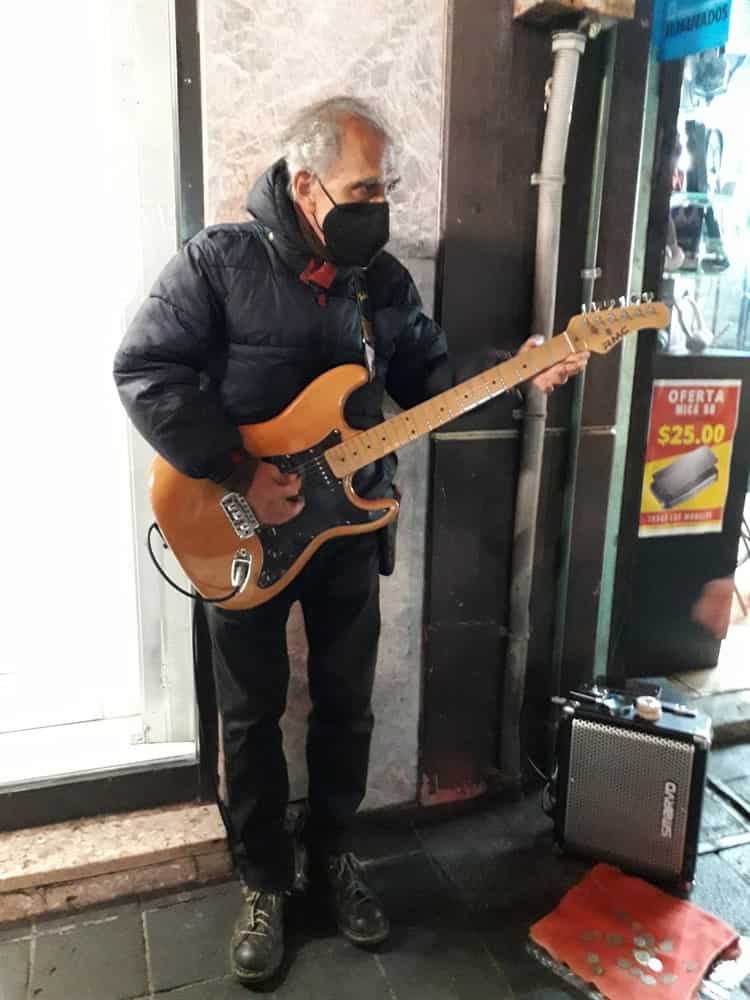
[246,460,305,525]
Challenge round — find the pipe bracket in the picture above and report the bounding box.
[531,172,565,187]
[580,266,602,279]
[498,626,533,641]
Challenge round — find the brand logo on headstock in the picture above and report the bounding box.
[599,325,628,351]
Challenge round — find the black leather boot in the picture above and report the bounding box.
[230,888,284,985]
[326,852,390,946]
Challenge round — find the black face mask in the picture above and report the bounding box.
[317,180,389,268]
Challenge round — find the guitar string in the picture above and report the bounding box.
[244,309,652,481]
[242,312,648,482]
[267,380,514,481]
[250,347,540,481]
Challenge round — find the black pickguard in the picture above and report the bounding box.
[255,431,389,589]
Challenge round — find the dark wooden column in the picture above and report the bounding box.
[420,0,655,801]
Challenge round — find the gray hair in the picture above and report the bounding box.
[281,96,396,195]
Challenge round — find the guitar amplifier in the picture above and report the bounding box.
[553,688,711,888]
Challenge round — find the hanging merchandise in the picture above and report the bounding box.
[638,378,741,536]
[652,0,733,61]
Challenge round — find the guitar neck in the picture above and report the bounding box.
[325,330,575,479]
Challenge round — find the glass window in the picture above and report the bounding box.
[0,1,196,790]
[658,9,750,356]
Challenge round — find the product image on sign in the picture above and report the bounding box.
[649,445,718,508]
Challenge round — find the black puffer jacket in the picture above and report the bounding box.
[114,160,505,497]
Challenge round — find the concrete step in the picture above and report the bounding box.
[0,803,231,926]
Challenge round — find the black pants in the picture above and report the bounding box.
[205,533,381,892]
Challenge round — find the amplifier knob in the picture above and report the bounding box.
[635,695,663,721]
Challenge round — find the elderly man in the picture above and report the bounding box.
[114,95,587,987]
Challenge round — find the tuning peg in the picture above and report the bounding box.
[618,296,626,307]
[608,299,617,310]
[581,303,588,313]
[630,294,640,304]
[644,291,654,303]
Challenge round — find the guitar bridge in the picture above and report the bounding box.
[220,492,259,539]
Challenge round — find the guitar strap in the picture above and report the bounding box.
[353,270,376,382]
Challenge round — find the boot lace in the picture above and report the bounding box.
[330,852,374,905]
[239,889,276,940]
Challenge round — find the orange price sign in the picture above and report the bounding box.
[638,379,741,537]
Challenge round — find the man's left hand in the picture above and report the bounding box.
[518,335,590,394]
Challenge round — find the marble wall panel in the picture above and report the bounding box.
[200,0,447,808]
[200,0,447,257]
[281,261,433,810]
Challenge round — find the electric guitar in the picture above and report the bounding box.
[149,297,669,609]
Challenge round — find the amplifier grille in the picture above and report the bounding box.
[564,719,695,879]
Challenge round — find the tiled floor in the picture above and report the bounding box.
[3,746,750,999]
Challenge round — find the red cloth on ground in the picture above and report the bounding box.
[530,863,737,999]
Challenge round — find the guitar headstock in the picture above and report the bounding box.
[566,294,670,354]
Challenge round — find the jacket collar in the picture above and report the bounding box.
[247,159,348,289]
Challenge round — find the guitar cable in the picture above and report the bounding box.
[147,522,244,604]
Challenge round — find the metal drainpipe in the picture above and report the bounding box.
[549,26,617,739]
[500,30,586,793]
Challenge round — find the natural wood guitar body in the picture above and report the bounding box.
[149,365,398,610]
